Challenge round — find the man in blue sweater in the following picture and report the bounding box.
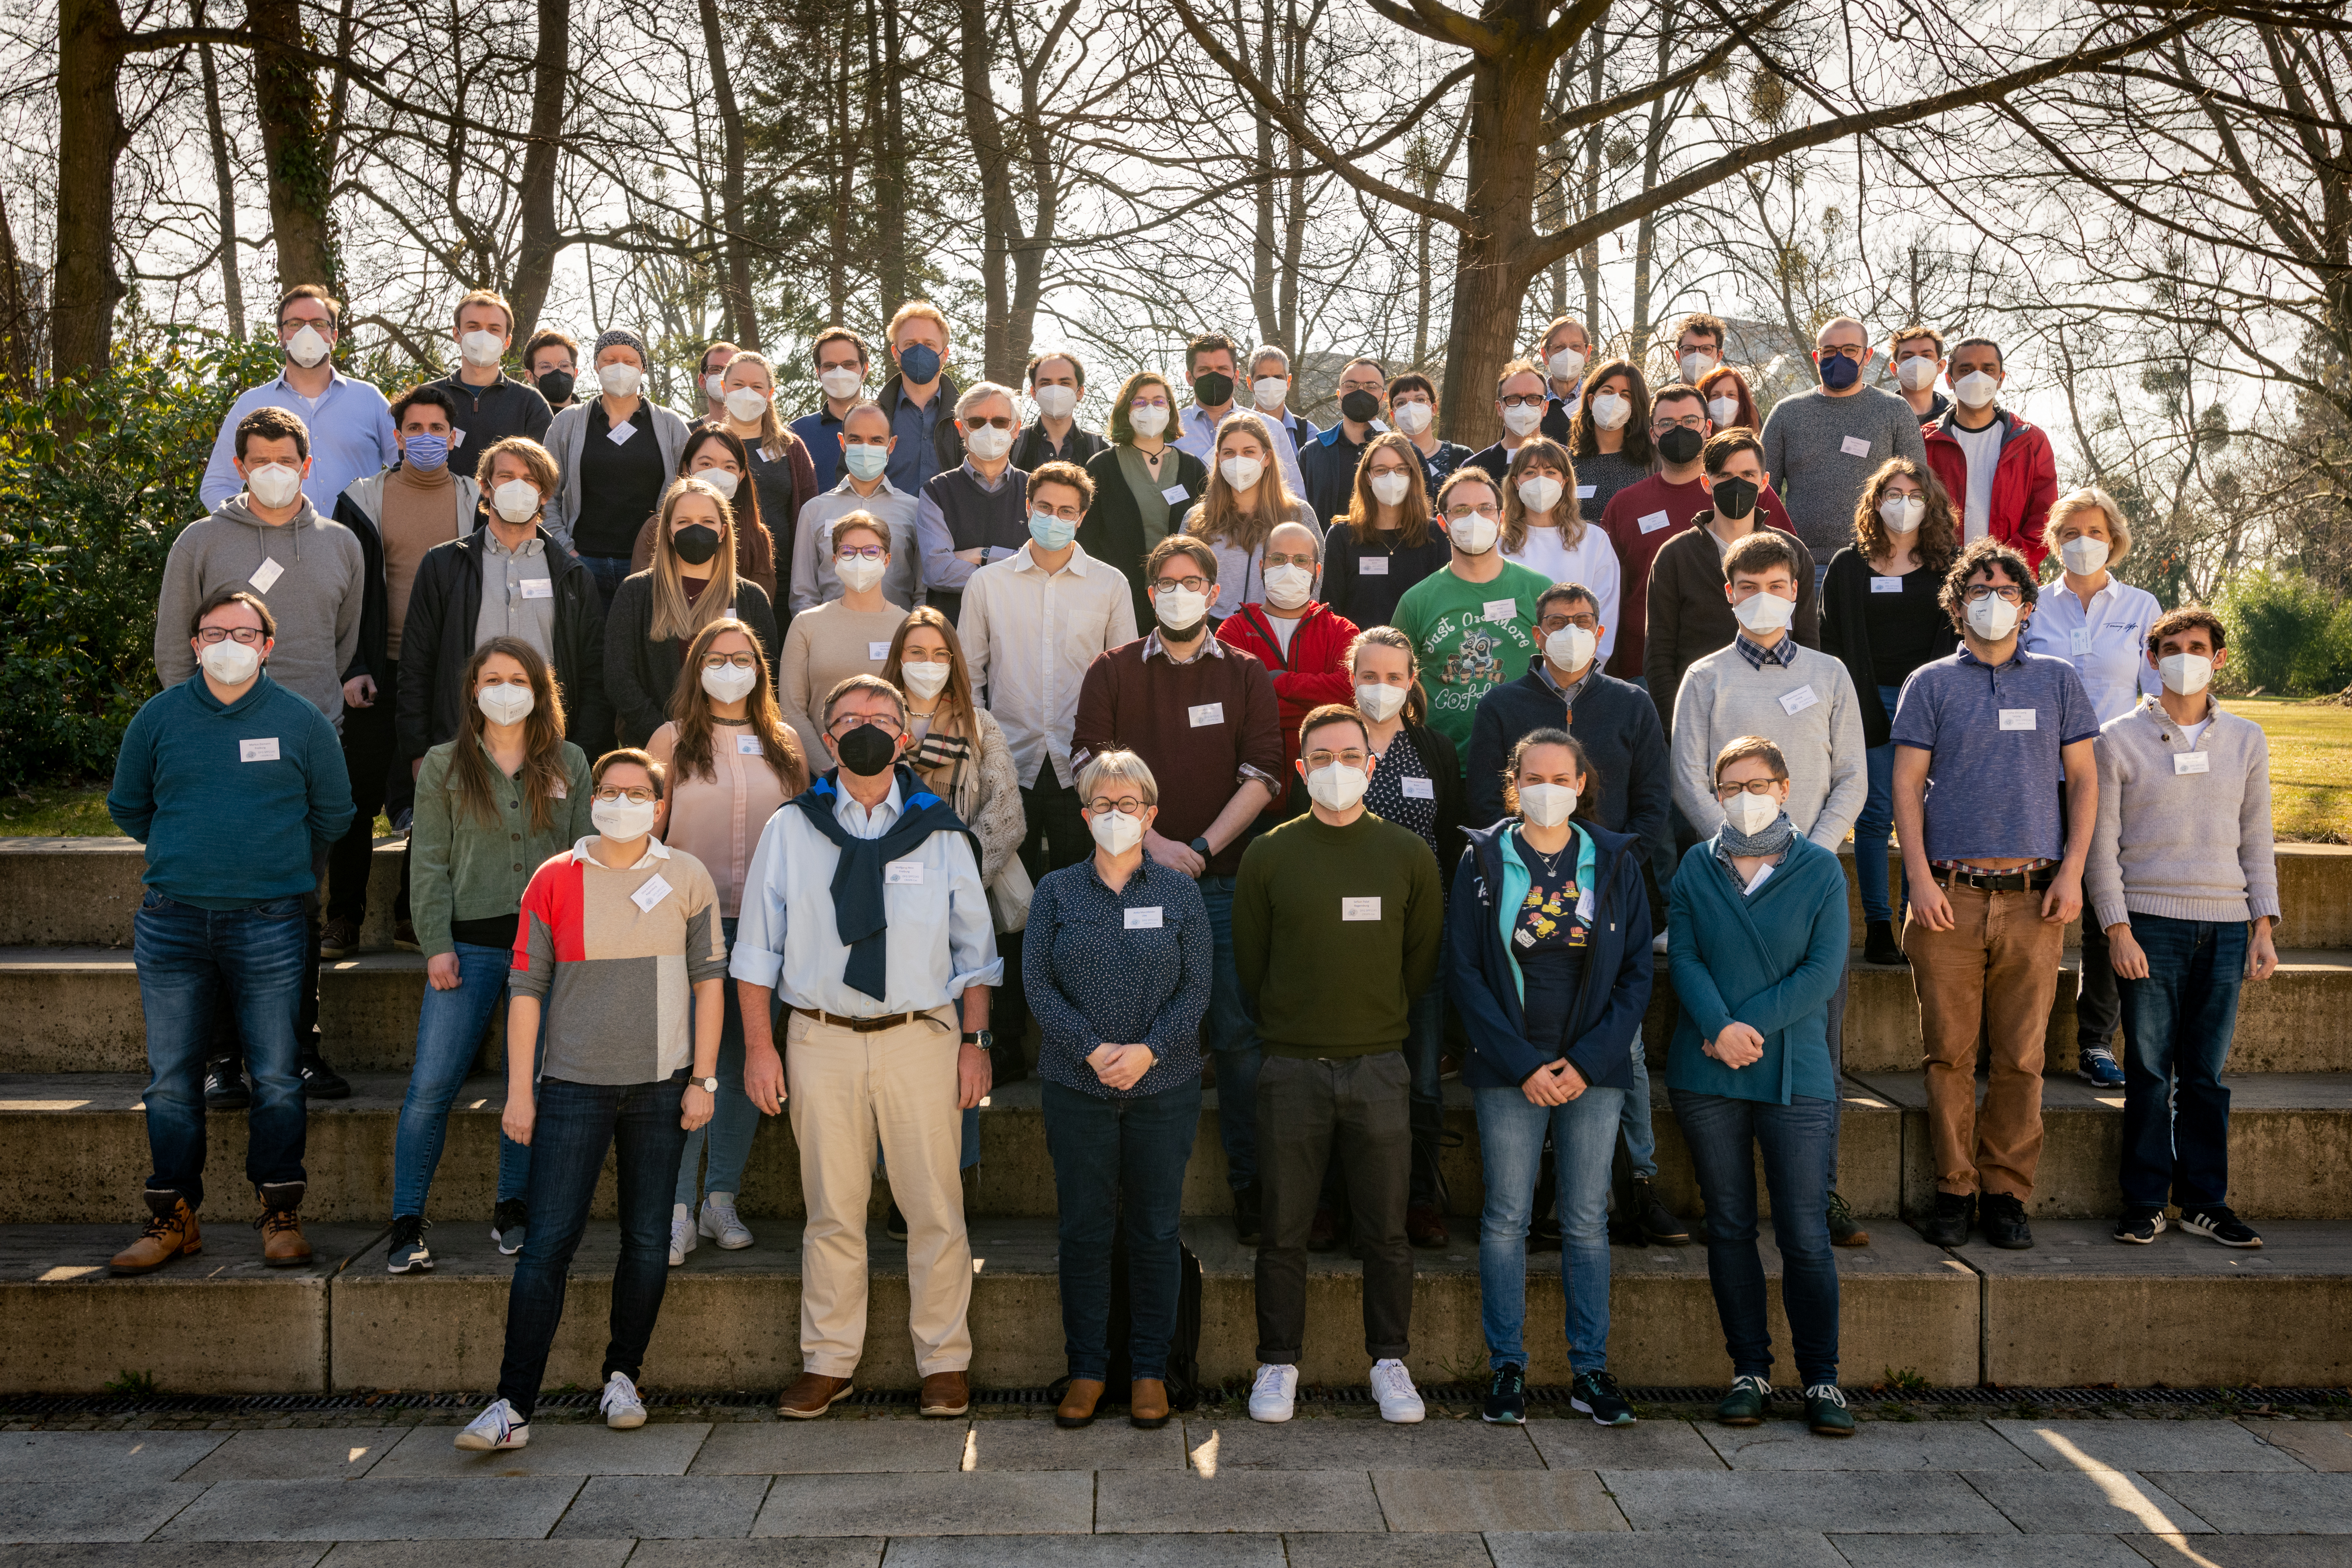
[106,589,354,1275]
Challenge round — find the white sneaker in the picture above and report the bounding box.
[1247,1362,1298,1423]
[454,1398,529,1450]
[1372,1358,1425,1424]
[600,1370,647,1430]
[700,1193,754,1250]
[669,1202,696,1266]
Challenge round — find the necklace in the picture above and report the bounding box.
[1526,836,1569,879]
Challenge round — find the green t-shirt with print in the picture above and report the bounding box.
[1392,560,1551,751]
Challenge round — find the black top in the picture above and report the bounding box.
[1362,724,1439,849]
[575,401,669,558]
[426,372,553,480]
[1322,524,1450,630]
[395,526,612,760]
[1865,566,1946,687]
[1010,420,1108,472]
[1076,444,1211,633]
[1298,427,1371,527]
[743,448,795,563]
[601,572,781,748]
[1818,545,1960,748]
[1512,831,1589,1049]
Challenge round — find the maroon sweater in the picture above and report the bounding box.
[1072,632,1285,877]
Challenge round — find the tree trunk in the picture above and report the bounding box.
[1003,0,1073,376]
[249,0,337,291]
[1627,8,1675,358]
[696,0,760,348]
[0,191,36,387]
[824,8,857,323]
[52,0,128,381]
[1578,19,1603,338]
[1434,49,1550,447]
[957,0,1014,379]
[509,0,569,342]
[197,18,245,339]
[871,0,909,311]
[1250,2,1278,348]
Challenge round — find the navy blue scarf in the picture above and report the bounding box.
[786,765,977,1002]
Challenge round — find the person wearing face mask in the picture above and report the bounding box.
[1078,370,1213,631]
[646,619,810,1266]
[1215,521,1360,823]
[104,589,353,1277]
[1450,729,1653,1429]
[1233,706,1445,1427]
[1920,338,2057,566]
[1174,331,1308,498]
[1696,363,1761,440]
[1499,437,1620,646]
[2087,609,2280,1250]
[792,327,875,491]
[604,479,779,748]
[1245,344,1320,457]
[1669,311,1727,387]
[1182,412,1319,619]
[630,427,780,603]
[794,401,926,613]
[386,639,593,1276]
[421,289,553,481]
[731,675,1003,1423]
[1320,433,1449,629]
[1887,324,1951,424]
[1384,372,1470,495]
[711,350,820,561]
[1072,535,1285,1241]
[524,329,582,412]
[1025,750,1214,1430]
[914,380,1033,626]
[397,435,612,780]
[543,328,693,602]
[1758,317,1930,583]
[697,340,739,425]
[1392,469,1552,753]
[1010,350,1108,470]
[451,747,728,1452]
[778,514,912,759]
[325,384,481,961]
[1465,361,1554,480]
[201,283,398,512]
[1298,356,1393,527]
[876,300,964,494]
[1817,459,1960,968]
[1665,735,1854,1439]
[1891,539,2101,1252]
[1534,316,1592,438]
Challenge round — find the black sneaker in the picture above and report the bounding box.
[1631,1179,1690,1245]
[491,1198,528,1256]
[2113,1207,2166,1244]
[1528,1212,1564,1253]
[1232,1185,1262,1247]
[203,1056,250,1110]
[2180,1206,2262,1248]
[1863,920,1907,966]
[1482,1364,1528,1425]
[299,1054,351,1099]
[386,1214,431,1274]
[1827,1190,1870,1247]
[1982,1192,2033,1249]
[1570,1369,1636,1427]
[885,1201,909,1242]
[1919,1191,1972,1247]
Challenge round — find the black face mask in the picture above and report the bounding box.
[1711,475,1759,521]
[1657,425,1705,465]
[536,368,575,403]
[1192,370,1234,408]
[833,723,899,777]
[1340,390,1382,424]
[672,523,721,566]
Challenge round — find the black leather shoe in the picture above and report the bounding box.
[1632,1179,1690,1245]
[1863,920,1908,966]
[1232,1185,1262,1247]
[1919,1191,1972,1247]
[299,1054,351,1099]
[1981,1192,2034,1249]
[203,1056,249,1110]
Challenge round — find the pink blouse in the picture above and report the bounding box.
[648,721,796,919]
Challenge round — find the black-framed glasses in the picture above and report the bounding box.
[1714,778,1786,800]
[1085,795,1148,816]
[1963,584,2025,604]
[1538,613,1600,634]
[195,626,268,645]
[1817,344,1867,361]
[1498,393,1547,409]
[1152,575,1209,595]
[836,544,887,561]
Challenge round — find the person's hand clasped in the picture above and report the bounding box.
[1708,1021,1765,1069]
[1088,1042,1158,1092]
[1522,1058,1586,1105]
[681,1083,714,1132]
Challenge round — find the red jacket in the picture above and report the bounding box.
[1217,601,1361,810]
[1922,408,2058,570]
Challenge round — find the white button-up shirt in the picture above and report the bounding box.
[959,541,1140,789]
[728,775,1003,1016]
[2021,575,2161,724]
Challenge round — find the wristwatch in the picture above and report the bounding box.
[961,1030,994,1050]
[1189,836,1211,858]
[692,1076,719,1093]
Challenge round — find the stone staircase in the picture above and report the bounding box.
[2,836,2347,1397]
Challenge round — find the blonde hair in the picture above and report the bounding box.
[649,477,742,644]
[1500,436,1583,554]
[719,350,789,461]
[1077,748,1159,807]
[887,300,950,348]
[1188,409,1301,559]
[454,288,514,334]
[2046,486,2133,566]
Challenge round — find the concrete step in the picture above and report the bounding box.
[0,1072,1907,1229]
[1854,1070,2352,1221]
[9,1214,2347,1395]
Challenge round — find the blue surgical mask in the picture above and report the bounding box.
[1029,510,1077,551]
[1819,353,1861,390]
[403,433,449,471]
[897,343,941,385]
[842,443,889,482]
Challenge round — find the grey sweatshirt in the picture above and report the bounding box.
[1759,384,1930,560]
[1669,638,1868,850]
[153,495,366,727]
[2086,696,2281,933]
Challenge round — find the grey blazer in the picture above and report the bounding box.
[543,396,695,553]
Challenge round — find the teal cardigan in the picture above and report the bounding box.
[1663,833,1848,1104]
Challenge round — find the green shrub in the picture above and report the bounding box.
[0,336,281,792]
[2210,568,2352,697]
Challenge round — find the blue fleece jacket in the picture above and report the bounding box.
[1663,833,1847,1104]
[107,670,354,910]
[1447,817,1651,1091]
[1465,667,1671,847]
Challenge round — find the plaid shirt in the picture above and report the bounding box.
[1734,633,1800,671]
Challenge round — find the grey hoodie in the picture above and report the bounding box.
[153,494,366,728]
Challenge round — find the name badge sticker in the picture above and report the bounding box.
[451,428,466,448]
[736,734,762,754]
[868,641,892,661]
[1482,599,1517,623]
[1341,896,1382,921]
[1187,702,1224,727]
[1160,484,1190,505]
[1999,708,2038,731]
[607,422,636,446]
[1359,556,1389,575]
[630,873,673,912]
[1401,776,1435,800]
[1576,484,1597,499]
[1779,684,1819,716]
[885,860,925,885]
[1840,435,1873,457]
[239,737,281,763]
[1871,576,1903,594]
[518,578,554,600]
[2070,627,2093,655]
[2174,751,2212,775]
[249,557,285,595]
[1638,509,1671,534]
[1125,906,1165,929]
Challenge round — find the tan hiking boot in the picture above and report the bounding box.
[1130,1378,1172,1430]
[111,1190,201,1275]
[1055,1377,1104,1429]
[255,1181,312,1268]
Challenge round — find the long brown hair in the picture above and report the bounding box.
[1342,431,1432,549]
[1345,624,1429,727]
[1853,456,1959,579]
[1567,358,1655,466]
[1503,726,1602,824]
[447,637,571,832]
[882,607,981,799]
[1500,436,1583,555]
[649,476,742,644]
[666,616,806,791]
[1187,409,1300,557]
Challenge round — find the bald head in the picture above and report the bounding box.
[1269,520,1320,559]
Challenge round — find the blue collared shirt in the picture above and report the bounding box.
[2019,576,2161,725]
[200,369,400,513]
[888,387,947,496]
[791,408,847,492]
[728,776,1003,1014]
[1889,645,2100,863]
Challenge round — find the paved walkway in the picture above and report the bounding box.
[3,1410,2350,1564]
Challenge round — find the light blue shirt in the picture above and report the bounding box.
[728,776,1003,1014]
[200,369,399,514]
[2020,575,2161,725]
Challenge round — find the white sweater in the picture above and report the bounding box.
[2086,696,2281,933]
[1503,520,1623,664]
[1669,639,1868,849]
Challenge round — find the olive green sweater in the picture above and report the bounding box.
[410,738,595,957]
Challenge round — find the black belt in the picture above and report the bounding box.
[1934,865,2055,893]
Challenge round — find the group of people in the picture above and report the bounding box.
[104,285,2279,1450]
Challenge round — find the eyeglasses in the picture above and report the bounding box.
[1444,504,1501,522]
[1714,778,1786,800]
[703,652,758,670]
[1651,413,1706,432]
[1817,344,1867,361]
[592,786,658,805]
[194,626,267,645]
[964,414,1017,431]
[1963,585,2025,604]
[1498,393,1547,409]
[1538,613,1600,633]
[1085,795,1147,816]
[1153,576,1208,595]
[1302,748,1369,770]
[828,713,903,736]
[836,545,887,561]
[1264,552,1317,569]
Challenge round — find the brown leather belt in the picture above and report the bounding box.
[791,1005,933,1034]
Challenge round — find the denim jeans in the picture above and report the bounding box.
[497,1072,689,1419]
[1198,874,1263,1195]
[209,844,327,1068]
[676,917,765,1207]
[1856,683,1904,925]
[392,940,531,1217]
[1475,1083,1625,1375]
[135,891,310,1207]
[1620,1036,1659,1182]
[579,552,633,611]
[1674,1090,1839,1387]
[2117,914,2247,1211]
[1041,1077,1201,1381]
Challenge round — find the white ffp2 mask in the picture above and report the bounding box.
[1517,783,1577,828]
[477,682,536,725]
[1304,763,1368,813]
[2158,653,2213,696]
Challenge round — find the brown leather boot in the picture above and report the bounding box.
[1129,1378,1171,1430]
[110,1190,201,1275]
[919,1369,970,1417]
[255,1181,312,1268]
[1055,1378,1104,1429]
[776,1372,855,1419]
